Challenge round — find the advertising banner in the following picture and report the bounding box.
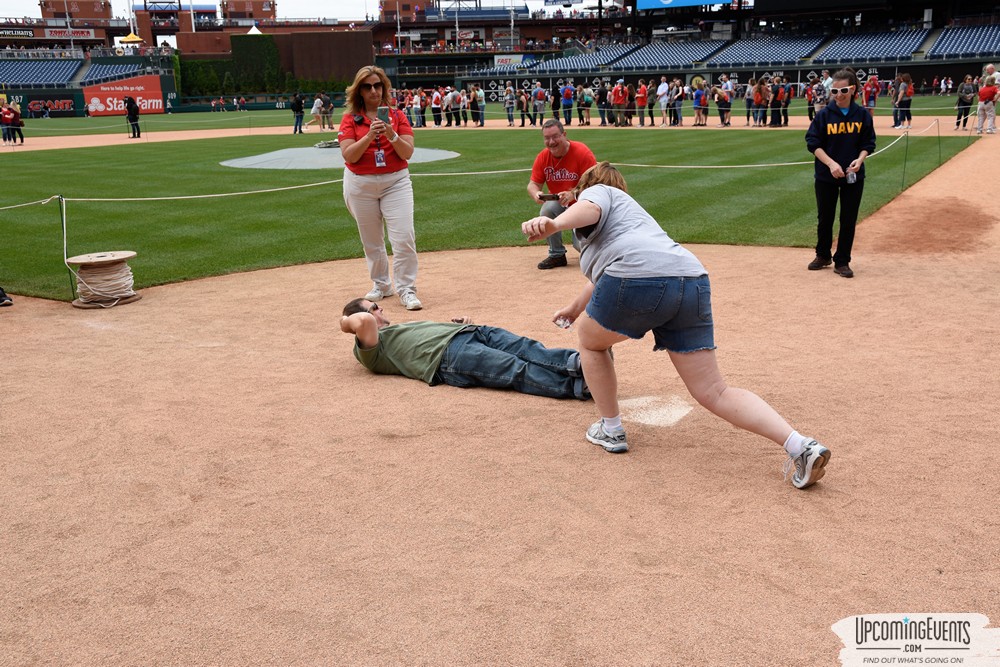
[494,54,524,67]
[82,74,165,116]
[493,27,520,40]
[44,28,97,40]
[0,29,35,37]
[5,90,83,118]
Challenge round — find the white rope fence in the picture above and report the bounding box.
[0,117,947,302]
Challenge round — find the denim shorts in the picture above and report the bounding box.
[586,274,716,353]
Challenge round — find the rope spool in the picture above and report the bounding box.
[65,250,142,309]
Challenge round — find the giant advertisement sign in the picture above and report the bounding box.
[4,91,83,118]
[82,75,164,116]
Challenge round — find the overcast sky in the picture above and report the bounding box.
[4,0,553,22]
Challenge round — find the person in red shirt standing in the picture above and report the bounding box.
[339,65,423,311]
[975,75,998,134]
[527,119,597,269]
[635,79,648,126]
[863,76,879,117]
[610,79,627,127]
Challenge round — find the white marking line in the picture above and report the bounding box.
[619,395,693,427]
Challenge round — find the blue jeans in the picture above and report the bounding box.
[586,274,716,353]
[540,200,580,257]
[435,327,588,400]
[563,105,573,125]
[293,112,303,133]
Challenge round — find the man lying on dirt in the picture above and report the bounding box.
[340,297,589,400]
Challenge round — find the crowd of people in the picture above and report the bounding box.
[331,62,999,136]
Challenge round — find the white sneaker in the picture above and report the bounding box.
[783,440,830,489]
[586,421,628,453]
[399,290,422,311]
[365,285,393,302]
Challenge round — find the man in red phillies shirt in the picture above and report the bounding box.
[526,119,597,269]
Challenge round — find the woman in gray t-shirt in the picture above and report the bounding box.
[521,162,831,489]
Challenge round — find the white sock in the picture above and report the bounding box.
[783,431,808,457]
[602,415,624,432]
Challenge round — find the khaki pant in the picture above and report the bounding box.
[343,168,418,294]
[976,101,996,133]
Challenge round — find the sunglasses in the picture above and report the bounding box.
[360,82,383,92]
[367,302,382,313]
[831,86,854,95]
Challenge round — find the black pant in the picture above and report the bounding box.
[956,101,972,127]
[769,104,782,126]
[815,178,865,266]
[129,119,140,137]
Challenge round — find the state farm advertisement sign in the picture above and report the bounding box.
[83,75,164,116]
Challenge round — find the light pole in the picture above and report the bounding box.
[454,4,459,51]
[396,6,402,53]
[509,0,514,51]
[63,0,75,51]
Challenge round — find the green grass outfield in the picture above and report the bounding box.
[1,126,972,301]
[15,94,970,138]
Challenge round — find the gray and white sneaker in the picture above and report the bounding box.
[365,285,393,302]
[783,440,830,489]
[586,421,628,453]
[399,290,423,311]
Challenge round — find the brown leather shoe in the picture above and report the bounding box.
[833,264,854,278]
[808,256,832,270]
[537,255,568,270]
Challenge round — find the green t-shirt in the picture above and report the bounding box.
[354,321,469,384]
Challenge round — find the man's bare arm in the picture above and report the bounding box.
[340,313,379,349]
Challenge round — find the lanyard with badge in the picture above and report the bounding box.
[373,106,390,169]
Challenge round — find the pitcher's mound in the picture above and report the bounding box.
[221,146,461,170]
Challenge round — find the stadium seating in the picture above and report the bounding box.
[813,29,929,64]
[927,24,1000,59]
[80,63,144,83]
[0,59,82,86]
[706,35,826,67]
[531,44,635,73]
[611,40,728,71]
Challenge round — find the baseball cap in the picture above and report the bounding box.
[617,78,624,83]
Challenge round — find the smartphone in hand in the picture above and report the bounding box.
[538,193,560,201]
[377,106,390,124]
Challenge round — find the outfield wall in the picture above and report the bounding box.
[4,73,177,118]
